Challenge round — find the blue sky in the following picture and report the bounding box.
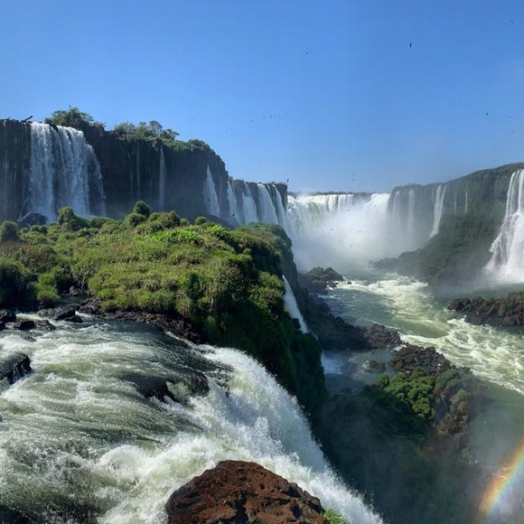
[2,0,524,193]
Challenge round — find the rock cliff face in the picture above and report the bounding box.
[0,119,288,225]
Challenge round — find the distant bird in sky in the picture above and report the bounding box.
[409,42,412,48]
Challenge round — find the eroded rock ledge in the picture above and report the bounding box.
[165,460,328,524]
[448,293,524,327]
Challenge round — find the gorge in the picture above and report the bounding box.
[3,114,524,523]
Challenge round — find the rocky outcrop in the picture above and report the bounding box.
[299,267,344,294]
[165,460,327,524]
[307,294,401,350]
[0,353,32,384]
[448,293,524,327]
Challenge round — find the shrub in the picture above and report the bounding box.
[132,200,151,218]
[124,213,147,228]
[0,258,34,307]
[57,207,89,231]
[36,273,60,307]
[194,216,209,225]
[0,221,20,243]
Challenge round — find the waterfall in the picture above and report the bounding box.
[0,315,382,524]
[255,183,279,223]
[203,166,221,216]
[158,147,167,211]
[283,277,308,332]
[408,188,415,238]
[485,169,524,281]
[429,184,447,238]
[241,184,259,223]
[465,182,469,213]
[226,179,239,223]
[28,123,105,221]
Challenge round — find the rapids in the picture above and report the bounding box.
[0,314,382,524]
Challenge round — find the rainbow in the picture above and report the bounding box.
[477,436,524,523]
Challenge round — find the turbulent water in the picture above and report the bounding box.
[0,315,382,524]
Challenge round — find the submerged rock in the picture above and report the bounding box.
[165,460,327,524]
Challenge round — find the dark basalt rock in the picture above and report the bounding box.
[124,370,209,405]
[0,505,33,523]
[0,353,32,384]
[13,320,36,331]
[165,460,327,524]
[17,212,47,229]
[308,294,401,351]
[299,266,345,294]
[391,344,452,377]
[0,321,5,331]
[35,319,56,331]
[448,292,524,327]
[37,306,78,321]
[0,309,17,323]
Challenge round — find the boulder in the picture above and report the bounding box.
[165,460,327,524]
[299,267,344,294]
[37,307,82,323]
[13,320,36,331]
[0,354,32,384]
[0,309,16,323]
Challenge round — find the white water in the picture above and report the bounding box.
[333,276,524,395]
[429,184,447,238]
[158,147,167,211]
[0,315,381,524]
[203,166,221,217]
[29,123,105,221]
[288,193,404,268]
[283,277,308,332]
[485,169,524,282]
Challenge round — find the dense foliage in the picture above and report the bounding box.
[0,208,326,419]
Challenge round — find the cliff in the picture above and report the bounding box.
[0,118,287,226]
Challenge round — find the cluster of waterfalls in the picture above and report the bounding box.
[10,123,524,282]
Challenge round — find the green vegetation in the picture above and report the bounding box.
[324,509,351,524]
[0,207,326,419]
[391,213,499,284]
[112,120,179,148]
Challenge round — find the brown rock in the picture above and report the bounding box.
[165,460,327,524]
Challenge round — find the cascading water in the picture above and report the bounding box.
[28,123,105,221]
[429,184,447,238]
[241,184,260,223]
[255,183,280,224]
[203,166,221,217]
[485,169,524,281]
[158,147,167,211]
[0,315,382,524]
[283,277,308,332]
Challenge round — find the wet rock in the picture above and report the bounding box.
[0,309,17,323]
[17,211,47,229]
[299,267,344,294]
[360,323,402,349]
[366,359,386,373]
[0,353,32,384]
[37,306,77,321]
[13,320,36,331]
[64,314,83,323]
[0,506,33,523]
[124,370,209,405]
[448,292,524,328]
[0,321,5,331]
[391,344,451,377]
[165,460,327,524]
[35,319,56,331]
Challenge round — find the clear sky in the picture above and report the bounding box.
[2,0,524,193]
